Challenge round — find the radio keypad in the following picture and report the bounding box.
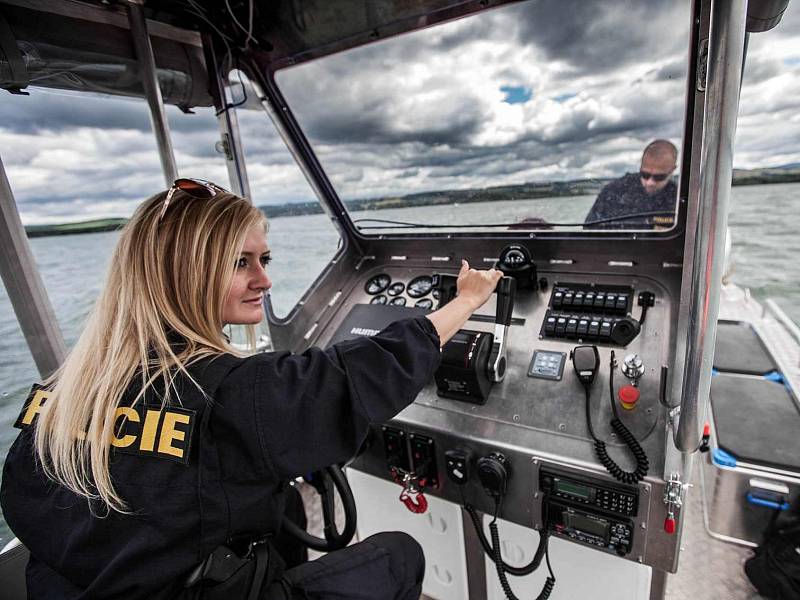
[547,476,638,517]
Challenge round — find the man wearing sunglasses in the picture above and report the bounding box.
[584,139,678,229]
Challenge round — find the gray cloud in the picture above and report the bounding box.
[512,0,688,74]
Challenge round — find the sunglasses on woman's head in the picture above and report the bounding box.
[639,171,671,182]
[160,178,229,221]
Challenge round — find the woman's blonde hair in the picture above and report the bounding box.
[34,188,267,512]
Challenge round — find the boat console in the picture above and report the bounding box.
[292,247,680,575]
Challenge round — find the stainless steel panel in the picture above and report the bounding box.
[329,263,681,571]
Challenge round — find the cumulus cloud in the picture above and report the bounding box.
[2,1,799,223]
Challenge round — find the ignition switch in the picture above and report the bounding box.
[444,449,471,485]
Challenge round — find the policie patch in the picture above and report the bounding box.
[14,383,50,430]
[15,384,197,465]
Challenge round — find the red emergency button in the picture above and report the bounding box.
[618,385,640,410]
[664,516,676,534]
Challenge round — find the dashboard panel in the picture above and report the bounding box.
[311,260,679,572]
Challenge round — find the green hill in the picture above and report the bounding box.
[24,165,800,237]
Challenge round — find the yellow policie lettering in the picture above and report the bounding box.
[159,412,191,458]
[111,407,140,448]
[112,407,196,463]
[21,389,50,426]
[139,409,161,452]
[17,384,196,464]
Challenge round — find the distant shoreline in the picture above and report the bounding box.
[23,172,800,238]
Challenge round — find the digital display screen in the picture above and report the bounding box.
[555,479,594,501]
[565,512,609,539]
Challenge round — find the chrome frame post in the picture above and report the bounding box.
[202,36,252,199]
[127,0,178,185]
[675,0,748,451]
[0,155,66,377]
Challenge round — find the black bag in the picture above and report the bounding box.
[744,520,800,599]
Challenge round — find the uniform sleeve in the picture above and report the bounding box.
[226,317,440,479]
[584,184,612,226]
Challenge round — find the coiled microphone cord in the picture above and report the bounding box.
[488,499,555,600]
[583,351,649,484]
[464,503,546,576]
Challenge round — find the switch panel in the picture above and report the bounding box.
[382,426,410,472]
[409,433,439,487]
[528,350,567,380]
[542,283,636,345]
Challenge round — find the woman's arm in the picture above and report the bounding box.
[425,260,503,346]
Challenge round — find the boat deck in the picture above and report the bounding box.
[664,467,764,599]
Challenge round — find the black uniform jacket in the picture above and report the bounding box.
[1,317,440,599]
[584,173,677,229]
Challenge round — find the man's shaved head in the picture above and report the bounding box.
[642,139,678,165]
[640,139,678,195]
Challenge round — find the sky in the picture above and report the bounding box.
[1,0,799,224]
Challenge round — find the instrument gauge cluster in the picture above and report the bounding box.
[363,273,436,309]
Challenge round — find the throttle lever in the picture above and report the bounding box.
[488,277,516,382]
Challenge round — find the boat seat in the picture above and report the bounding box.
[710,374,800,471]
[713,320,778,375]
[0,541,28,600]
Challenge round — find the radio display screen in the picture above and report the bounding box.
[565,512,609,540]
[554,479,595,501]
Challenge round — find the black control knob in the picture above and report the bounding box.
[476,452,509,498]
[609,316,641,346]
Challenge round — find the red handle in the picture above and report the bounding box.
[664,515,676,534]
[399,490,428,514]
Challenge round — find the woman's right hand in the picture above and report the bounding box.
[425,260,505,346]
[456,260,503,310]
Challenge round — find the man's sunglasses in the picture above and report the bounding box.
[639,171,672,182]
[160,178,229,220]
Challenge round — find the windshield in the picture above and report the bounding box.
[274,0,691,234]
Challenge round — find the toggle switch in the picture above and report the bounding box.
[444,449,471,485]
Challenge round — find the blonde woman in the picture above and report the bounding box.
[1,179,502,599]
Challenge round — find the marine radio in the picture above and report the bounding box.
[541,468,638,556]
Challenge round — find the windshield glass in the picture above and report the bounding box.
[274,0,691,234]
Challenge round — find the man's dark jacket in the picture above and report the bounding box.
[584,173,677,229]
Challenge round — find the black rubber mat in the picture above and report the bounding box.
[711,374,800,471]
[713,320,777,375]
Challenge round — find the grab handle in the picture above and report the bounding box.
[746,493,790,511]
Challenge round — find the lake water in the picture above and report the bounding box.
[1,182,799,546]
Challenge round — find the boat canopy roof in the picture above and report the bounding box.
[0,0,791,108]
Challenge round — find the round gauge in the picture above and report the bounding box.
[415,298,434,310]
[407,275,433,298]
[365,274,391,295]
[432,289,440,300]
[387,282,405,296]
[390,296,407,306]
[370,294,388,305]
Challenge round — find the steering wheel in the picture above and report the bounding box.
[281,464,357,552]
